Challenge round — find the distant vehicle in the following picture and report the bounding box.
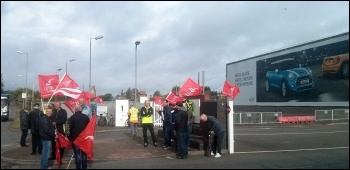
[1,94,10,121]
[322,53,349,78]
[265,58,314,97]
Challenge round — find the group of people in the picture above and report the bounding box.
[19,98,93,169]
[127,99,225,159]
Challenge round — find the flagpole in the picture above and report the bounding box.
[47,72,67,105]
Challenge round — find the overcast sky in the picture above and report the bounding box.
[1,1,349,97]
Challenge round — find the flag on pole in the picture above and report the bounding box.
[73,114,96,160]
[53,73,82,99]
[57,132,72,149]
[55,140,61,169]
[64,98,79,113]
[95,97,104,104]
[166,92,183,105]
[38,75,59,98]
[154,96,163,105]
[222,81,240,99]
[178,78,203,97]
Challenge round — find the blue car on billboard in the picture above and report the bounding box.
[265,58,314,97]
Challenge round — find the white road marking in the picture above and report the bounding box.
[235,146,349,154]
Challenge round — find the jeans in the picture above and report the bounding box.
[130,123,137,136]
[40,140,51,169]
[186,124,192,148]
[20,129,28,146]
[72,143,88,169]
[163,125,172,147]
[212,131,225,155]
[177,133,187,158]
[142,123,157,144]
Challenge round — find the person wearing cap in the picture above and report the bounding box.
[28,103,44,155]
[127,103,139,137]
[140,100,158,147]
[174,101,188,159]
[200,114,225,158]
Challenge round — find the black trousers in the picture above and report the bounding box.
[142,123,157,144]
[31,134,42,153]
[20,129,28,146]
[212,132,225,155]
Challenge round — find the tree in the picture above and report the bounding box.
[98,93,112,101]
[125,87,132,100]
[153,90,161,97]
[171,85,181,94]
[204,86,211,95]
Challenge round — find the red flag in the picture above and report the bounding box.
[95,97,104,104]
[154,96,163,105]
[55,140,61,169]
[222,81,240,99]
[73,114,96,160]
[178,78,203,97]
[64,98,79,113]
[79,91,95,100]
[166,92,183,105]
[53,73,82,99]
[38,75,59,98]
[57,132,72,149]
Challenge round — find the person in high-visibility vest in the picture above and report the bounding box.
[140,100,158,147]
[128,103,139,137]
[183,99,195,150]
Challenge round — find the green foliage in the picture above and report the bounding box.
[153,90,161,97]
[125,87,132,99]
[99,93,112,101]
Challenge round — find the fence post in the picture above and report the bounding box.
[331,109,334,120]
[239,113,242,124]
[260,112,263,124]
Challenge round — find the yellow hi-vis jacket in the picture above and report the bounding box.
[128,107,139,123]
[141,106,153,124]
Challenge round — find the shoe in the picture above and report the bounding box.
[154,142,158,147]
[162,145,167,148]
[214,153,221,158]
[30,152,36,155]
[21,144,29,147]
[177,156,185,159]
[211,151,215,156]
[164,146,172,149]
[144,143,148,147]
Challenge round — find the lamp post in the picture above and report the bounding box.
[89,35,103,92]
[16,51,28,108]
[66,59,75,73]
[135,41,140,106]
[56,68,62,75]
[17,74,25,109]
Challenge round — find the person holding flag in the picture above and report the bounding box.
[68,105,90,169]
[38,107,56,169]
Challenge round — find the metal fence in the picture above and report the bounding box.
[315,109,349,121]
[233,112,282,124]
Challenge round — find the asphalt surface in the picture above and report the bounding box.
[2,119,349,169]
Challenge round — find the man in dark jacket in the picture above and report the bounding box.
[50,101,67,160]
[200,114,225,158]
[28,103,43,155]
[20,108,30,147]
[174,101,188,159]
[159,100,172,149]
[68,105,90,169]
[38,107,56,169]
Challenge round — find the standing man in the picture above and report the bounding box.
[183,99,195,150]
[159,100,172,149]
[20,108,30,147]
[28,103,43,155]
[38,107,56,169]
[79,98,92,119]
[50,101,68,160]
[140,100,158,147]
[174,101,188,159]
[127,103,139,137]
[200,114,225,158]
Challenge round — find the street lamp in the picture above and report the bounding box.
[135,41,140,106]
[89,35,103,92]
[66,59,75,73]
[16,51,28,108]
[56,68,62,75]
[17,74,25,109]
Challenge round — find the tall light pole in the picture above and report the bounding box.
[135,41,140,106]
[89,35,103,92]
[17,74,25,109]
[16,51,28,108]
[56,68,62,75]
[66,59,75,73]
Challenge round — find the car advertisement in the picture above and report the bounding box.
[226,32,349,106]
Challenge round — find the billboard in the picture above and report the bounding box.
[226,32,349,106]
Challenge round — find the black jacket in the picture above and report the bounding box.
[206,116,225,135]
[38,114,56,141]
[161,105,172,126]
[51,108,68,134]
[68,111,90,142]
[28,109,44,135]
[20,109,29,130]
[174,107,188,133]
